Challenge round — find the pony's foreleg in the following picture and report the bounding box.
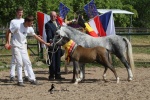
[74,65,84,84]
[64,60,69,74]
[72,61,80,84]
[79,63,85,81]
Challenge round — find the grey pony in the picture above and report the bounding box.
[56,26,134,83]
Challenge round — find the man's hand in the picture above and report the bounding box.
[5,43,11,50]
[45,43,51,47]
[37,35,42,39]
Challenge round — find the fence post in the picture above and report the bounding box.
[39,43,44,59]
[36,23,43,59]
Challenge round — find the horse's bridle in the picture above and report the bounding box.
[48,34,63,53]
[54,35,63,45]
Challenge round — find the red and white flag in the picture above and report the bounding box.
[37,12,50,46]
[88,11,116,37]
[37,12,65,47]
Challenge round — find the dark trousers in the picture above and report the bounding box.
[48,49,61,78]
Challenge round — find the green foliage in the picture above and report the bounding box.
[0,0,149,27]
[0,0,37,26]
[131,0,150,28]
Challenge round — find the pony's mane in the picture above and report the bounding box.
[62,26,91,37]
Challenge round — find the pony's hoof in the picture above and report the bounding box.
[116,77,120,83]
[128,77,133,81]
[80,79,85,83]
[74,82,78,85]
[65,71,68,74]
[104,80,109,83]
[64,69,68,74]
[71,79,76,83]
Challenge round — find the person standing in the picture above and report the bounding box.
[5,15,50,86]
[45,11,65,80]
[5,6,29,82]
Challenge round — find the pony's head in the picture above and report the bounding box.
[53,34,70,46]
[56,26,67,37]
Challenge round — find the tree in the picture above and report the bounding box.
[0,0,148,28]
[95,0,138,27]
[0,0,38,26]
[129,0,150,27]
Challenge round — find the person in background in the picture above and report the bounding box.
[45,11,65,81]
[67,13,84,32]
[5,6,29,82]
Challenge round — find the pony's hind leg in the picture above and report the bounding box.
[103,54,113,82]
[103,67,108,82]
[117,55,133,81]
[103,61,119,83]
[108,65,119,83]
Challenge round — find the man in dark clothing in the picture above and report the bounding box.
[45,11,64,80]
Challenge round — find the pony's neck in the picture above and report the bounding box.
[64,26,88,38]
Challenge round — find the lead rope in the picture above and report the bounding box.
[46,36,63,66]
[46,44,58,66]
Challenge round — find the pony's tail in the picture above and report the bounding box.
[123,37,135,73]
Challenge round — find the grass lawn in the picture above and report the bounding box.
[0,35,150,70]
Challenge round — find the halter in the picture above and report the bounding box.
[48,34,63,53]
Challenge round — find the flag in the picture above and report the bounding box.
[84,0,99,18]
[37,11,50,47]
[77,14,98,37]
[59,2,70,19]
[88,11,116,37]
[57,15,67,26]
[84,23,98,37]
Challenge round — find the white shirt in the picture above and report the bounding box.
[9,18,28,44]
[52,21,58,28]
[10,23,35,48]
[9,18,24,29]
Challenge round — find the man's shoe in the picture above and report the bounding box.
[55,76,65,80]
[23,76,29,82]
[48,76,55,81]
[30,80,42,85]
[9,77,15,83]
[17,82,25,87]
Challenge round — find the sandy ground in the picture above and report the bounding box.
[0,67,150,100]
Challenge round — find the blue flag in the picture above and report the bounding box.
[59,2,70,19]
[84,0,99,18]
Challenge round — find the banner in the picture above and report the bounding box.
[59,2,70,19]
[88,11,116,36]
[37,11,50,47]
[84,0,99,18]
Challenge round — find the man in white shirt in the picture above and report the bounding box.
[5,15,50,86]
[5,7,29,82]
